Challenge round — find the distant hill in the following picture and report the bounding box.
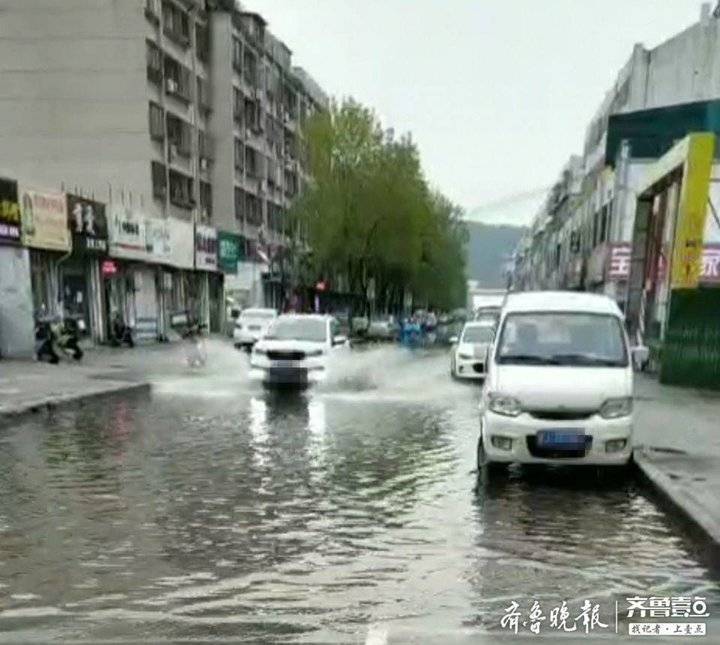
[464,222,526,288]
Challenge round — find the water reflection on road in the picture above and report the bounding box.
[0,343,718,642]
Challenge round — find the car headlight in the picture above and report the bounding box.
[488,393,522,417]
[253,347,267,355]
[458,352,473,359]
[306,349,324,357]
[600,397,633,419]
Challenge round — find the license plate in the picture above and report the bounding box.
[537,429,585,448]
[269,367,307,383]
[248,325,261,331]
[271,360,296,368]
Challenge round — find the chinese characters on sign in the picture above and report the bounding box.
[606,242,720,285]
[66,194,108,254]
[499,596,709,637]
[20,187,71,252]
[0,177,21,244]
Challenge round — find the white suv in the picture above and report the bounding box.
[233,308,277,350]
[478,291,640,473]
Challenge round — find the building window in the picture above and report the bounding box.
[169,170,193,209]
[151,161,167,200]
[246,192,262,226]
[149,102,164,141]
[197,77,211,113]
[195,23,209,61]
[198,130,214,164]
[244,97,259,132]
[233,87,244,126]
[234,187,244,221]
[145,0,160,24]
[166,113,191,157]
[200,181,212,219]
[234,138,244,171]
[268,202,284,233]
[162,1,190,47]
[164,55,191,102]
[232,37,243,72]
[243,48,257,87]
[245,146,260,179]
[146,41,162,84]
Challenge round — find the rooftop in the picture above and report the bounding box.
[503,291,623,316]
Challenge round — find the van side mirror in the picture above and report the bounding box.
[631,345,650,371]
[449,336,458,344]
[332,334,347,346]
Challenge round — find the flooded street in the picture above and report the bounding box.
[0,343,718,643]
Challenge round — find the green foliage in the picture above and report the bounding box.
[289,98,467,312]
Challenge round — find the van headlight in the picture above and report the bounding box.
[253,347,267,355]
[488,393,522,417]
[600,397,633,419]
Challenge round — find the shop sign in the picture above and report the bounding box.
[0,177,21,245]
[108,204,148,261]
[20,187,71,252]
[66,194,108,255]
[166,218,194,269]
[217,231,241,274]
[606,244,631,280]
[195,224,218,271]
[145,217,172,263]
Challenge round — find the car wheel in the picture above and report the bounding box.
[477,432,507,476]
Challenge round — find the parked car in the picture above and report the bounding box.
[366,316,400,341]
[450,320,496,380]
[233,308,277,350]
[474,305,502,327]
[477,291,643,473]
[249,314,348,387]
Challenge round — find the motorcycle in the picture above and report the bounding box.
[109,314,135,347]
[54,318,84,361]
[34,317,60,364]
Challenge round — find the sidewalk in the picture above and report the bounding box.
[633,374,720,547]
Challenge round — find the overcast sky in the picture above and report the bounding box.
[245,0,703,225]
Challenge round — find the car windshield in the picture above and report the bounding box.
[242,311,275,320]
[496,312,628,367]
[265,318,327,342]
[462,326,495,343]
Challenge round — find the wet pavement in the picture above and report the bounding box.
[0,342,719,643]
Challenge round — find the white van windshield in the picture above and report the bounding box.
[462,325,495,343]
[496,312,628,367]
[265,318,328,343]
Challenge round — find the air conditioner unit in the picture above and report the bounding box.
[166,78,178,94]
[201,208,210,220]
[259,180,267,193]
[200,158,208,170]
[169,144,178,160]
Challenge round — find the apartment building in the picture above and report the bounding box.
[0,0,326,350]
[513,2,720,304]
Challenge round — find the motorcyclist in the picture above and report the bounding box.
[110,311,134,347]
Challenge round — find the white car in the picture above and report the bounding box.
[450,320,496,380]
[478,291,642,473]
[249,314,348,386]
[233,308,277,350]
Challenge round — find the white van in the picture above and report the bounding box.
[478,291,642,472]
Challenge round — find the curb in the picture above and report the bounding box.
[633,449,720,550]
[0,381,151,425]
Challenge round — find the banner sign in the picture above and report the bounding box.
[195,224,218,271]
[671,133,714,289]
[608,242,720,285]
[108,204,148,261]
[145,217,172,263]
[0,177,21,245]
[20,187,70,252]
[217,231,241,274]
[67,194,108,255]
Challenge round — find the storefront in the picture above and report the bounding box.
[62,194,108,342]
[19,186,71,318]
[158,217,195,337]
[107,204,157,343]
[0,177,34,357]
[194,224,221,331]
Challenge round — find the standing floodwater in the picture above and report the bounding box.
[0,346,718,643]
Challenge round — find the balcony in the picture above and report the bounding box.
[162,2,191,48]
[169,170,194,209]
